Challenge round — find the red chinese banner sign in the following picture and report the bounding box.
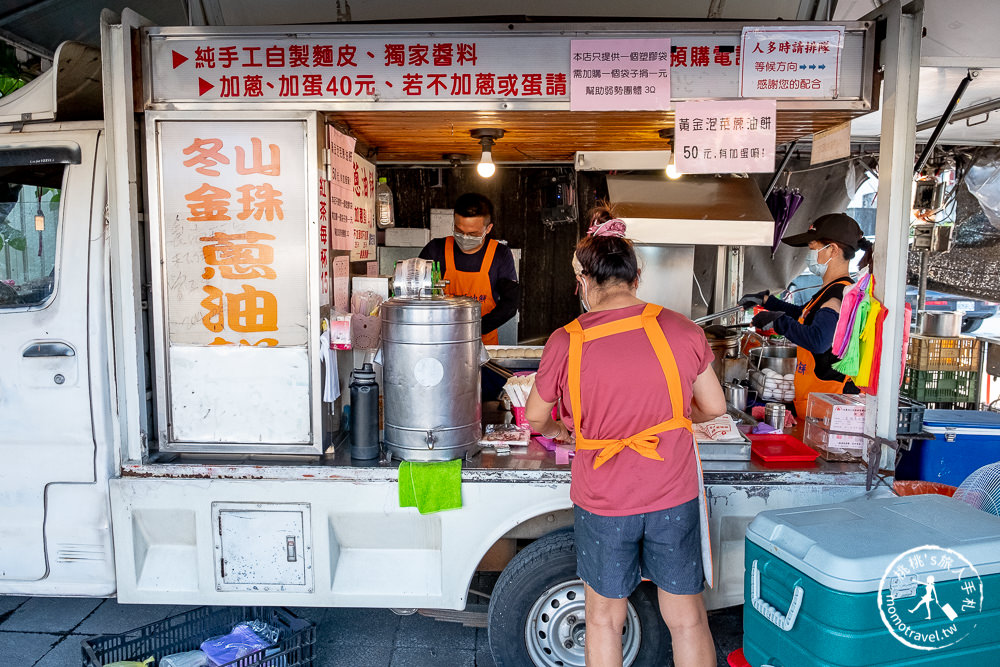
[158,120,309,346]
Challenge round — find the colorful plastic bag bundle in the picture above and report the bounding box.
[832,271,897,394]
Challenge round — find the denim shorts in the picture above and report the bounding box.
[573,498,705,599]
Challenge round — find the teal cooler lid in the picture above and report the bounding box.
[746,495,1000,594]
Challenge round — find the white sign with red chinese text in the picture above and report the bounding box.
[352,155,376,262]
[739,26,845,98]
[673,100,777,174]
[328,126,356,251]
[569,39,670,111]
[157,120,308,346]
[317,175,330,306]
[150,36,570,103]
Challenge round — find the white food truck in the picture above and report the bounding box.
[0,5,920,665]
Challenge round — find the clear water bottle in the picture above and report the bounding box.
[375,177,395,228]
[349,363,380,460]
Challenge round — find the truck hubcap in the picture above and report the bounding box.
[524,579,641,666]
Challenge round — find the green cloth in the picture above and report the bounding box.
[834,296,870,377]
[398,459,463,514]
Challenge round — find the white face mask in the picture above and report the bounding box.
[806,244,833,277]
[577,276,591,312]
[454,231,486,252]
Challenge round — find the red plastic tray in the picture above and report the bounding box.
[749,433,819,466]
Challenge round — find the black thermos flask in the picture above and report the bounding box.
[349,362,380,460]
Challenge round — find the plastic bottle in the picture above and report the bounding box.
[375,177,395,228]
[349,363,380,459]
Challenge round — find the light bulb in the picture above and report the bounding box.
[34,210,44,231]
[477,149,496,178]
[665,162,682,179]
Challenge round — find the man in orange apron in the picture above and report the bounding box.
[744,213,871,416]
[418,193,519,345]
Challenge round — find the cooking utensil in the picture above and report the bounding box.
[764,402,787,431]
[694,305,746,325]
[919,310,962,337]
[749,345,797,376]
[724,382,757,412]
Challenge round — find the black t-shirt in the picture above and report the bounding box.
[418,237,520,335]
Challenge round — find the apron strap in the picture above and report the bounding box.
[565,304,692,469]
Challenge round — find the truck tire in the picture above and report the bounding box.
[487,530,668,667]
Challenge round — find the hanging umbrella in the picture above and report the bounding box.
[768,187,805,258]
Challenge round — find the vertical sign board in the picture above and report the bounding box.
[328,126,356,251]
[352,155,376,262]
[317,176,330,305]
[569,39,670,111]
[739,26,845,98]
[155,119,312,446]
[674,100,777,174]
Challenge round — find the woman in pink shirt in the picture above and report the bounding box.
[526,208,726,667]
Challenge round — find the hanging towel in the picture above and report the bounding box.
[399,460,463,514]
[861,305,890,394]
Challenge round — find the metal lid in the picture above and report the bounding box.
[381,295,481,324]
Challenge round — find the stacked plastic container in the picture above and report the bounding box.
[902,335,982,406]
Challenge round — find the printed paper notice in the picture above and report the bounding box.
[811,121,851,165]
[352,155,376,262]
[739,26,845,98]
[328,126,356,252]
[673,100,776,174]
[570,39,670,111]
[333,255,349,313]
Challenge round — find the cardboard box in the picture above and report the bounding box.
[384,227,430,247]
[805,392,865,433]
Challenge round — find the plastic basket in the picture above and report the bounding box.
[896,396,925,435]
[907,334,981,371]
[893,480,958,497]
[901,368,979,404]
[81,606,315,667]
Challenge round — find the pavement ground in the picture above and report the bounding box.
[0,596,743,666]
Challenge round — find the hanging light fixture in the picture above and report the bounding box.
[470,128,504,178]
[659,128,682,179]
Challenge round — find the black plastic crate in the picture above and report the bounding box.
[82,606,315,667]
[896,396,925,435]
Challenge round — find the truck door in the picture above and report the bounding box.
[0,136,100,581]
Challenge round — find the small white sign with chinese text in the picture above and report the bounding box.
[739,26,845,98]
[673,100,777,174]
[569,39,670,111]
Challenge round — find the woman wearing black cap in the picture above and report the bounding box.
[739,213,873,416]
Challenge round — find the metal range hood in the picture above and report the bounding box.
[607,174,774,246]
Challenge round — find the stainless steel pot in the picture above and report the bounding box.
[704,330,741,382]
[919,310,962,337]
[749,344,797,376]
[381,295,483,462]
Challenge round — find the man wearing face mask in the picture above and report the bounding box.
[738,213,873,416]
[418,192,519,344]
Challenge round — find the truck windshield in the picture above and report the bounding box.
[0,164,64,308]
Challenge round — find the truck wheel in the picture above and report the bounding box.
[962,316,983,334]
[487,530,667,667]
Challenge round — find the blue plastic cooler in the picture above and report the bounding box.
[743,494,1000,667]
[896,409,1000,486]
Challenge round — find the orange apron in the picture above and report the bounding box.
[444,236,499,345]
[793,277,854,417]
[564,303,714,588]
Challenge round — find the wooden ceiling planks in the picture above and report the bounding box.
[327,109,872,163]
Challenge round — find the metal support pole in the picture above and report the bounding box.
[917,250,929,313]
[913,69,978,176]
[868,1,923,460]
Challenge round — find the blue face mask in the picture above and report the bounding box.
[806,244,833,277]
